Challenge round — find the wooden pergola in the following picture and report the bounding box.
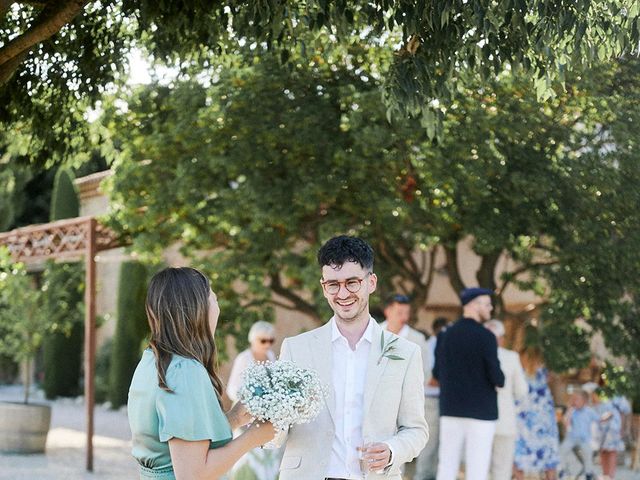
[0,215,121,471]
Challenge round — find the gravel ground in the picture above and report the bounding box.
[0,385,137,479]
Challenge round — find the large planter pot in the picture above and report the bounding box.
[0,401,51,453]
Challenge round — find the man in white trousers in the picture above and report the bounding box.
[432,288,505,480]
[485,319,528,480]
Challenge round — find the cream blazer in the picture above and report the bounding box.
[278,320,429,480]
[495,347,528,436]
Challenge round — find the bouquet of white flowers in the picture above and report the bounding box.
[238,360,326,437]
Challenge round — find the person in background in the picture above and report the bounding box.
[226,321,277,403]
[610,395,632,449]
[380,293,430,398]
[485,319,528,480]
[380,294,430,480]
[514,344,560,480]
[433,287,505,480]
[559,390,599,480]
[586,384,628,480]
[226,321,281,480]
[128,267,275,480]
[414,316,449,480]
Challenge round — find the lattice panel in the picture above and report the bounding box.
[0,216,121,263]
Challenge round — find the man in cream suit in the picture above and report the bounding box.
[485,319,528,480]
[279,235,429,480]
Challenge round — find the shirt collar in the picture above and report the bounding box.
[331,316,375,345]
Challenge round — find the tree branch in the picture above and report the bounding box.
[422,246,438,293]
[377,238,414,279]
[267,299,302,311]
[0,0,89,84]
[397,239,421,278]
[268,272,321,324]
[498,260,560,295]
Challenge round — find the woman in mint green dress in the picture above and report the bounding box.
[128,267,275,479]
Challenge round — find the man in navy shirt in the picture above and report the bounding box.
[432,288,505,480]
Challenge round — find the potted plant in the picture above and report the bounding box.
[0,248,55,453]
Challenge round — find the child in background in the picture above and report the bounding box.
[559,390,599,480]
[589,388,628,480]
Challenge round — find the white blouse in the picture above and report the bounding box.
[226,348,276,402]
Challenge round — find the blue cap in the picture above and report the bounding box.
[460,287,494,306]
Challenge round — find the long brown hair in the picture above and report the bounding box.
[145,267,223,397]
[520,344,545,376]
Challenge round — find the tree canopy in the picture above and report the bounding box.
[2,1,639,163]
[98,42,640,384]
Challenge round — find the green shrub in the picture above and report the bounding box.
[41,168,84,399]
[95,338,113,405]
[0,353,18,384]
[108,261,149,409]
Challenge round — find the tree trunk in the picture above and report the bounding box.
[443,244,466,294]
[0,49,27,85]
[23,358,31,404]
[476,251,500,291]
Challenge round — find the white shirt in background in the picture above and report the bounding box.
[425,335,440,397]
[226,348,276,403]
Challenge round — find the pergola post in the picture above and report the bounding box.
[84,217,97,471]
[0,215,121,473]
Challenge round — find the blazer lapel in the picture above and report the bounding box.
[364,321,388,416]
[310,322,336,423]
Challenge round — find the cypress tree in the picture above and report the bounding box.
[42,168,84,399]
[108,261,149,408]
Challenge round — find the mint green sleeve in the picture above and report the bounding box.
[156,359,232,444]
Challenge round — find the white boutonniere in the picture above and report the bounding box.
[378,332,405,365]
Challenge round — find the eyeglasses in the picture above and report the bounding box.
[259,338,275,345]
[321,273,371,295]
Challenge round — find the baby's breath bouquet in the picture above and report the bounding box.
[238,360,326,446]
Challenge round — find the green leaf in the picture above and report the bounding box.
[385,355,404,361]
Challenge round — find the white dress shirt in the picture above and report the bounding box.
[325,317,374,480]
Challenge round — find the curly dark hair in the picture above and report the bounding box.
[317,235,374,271]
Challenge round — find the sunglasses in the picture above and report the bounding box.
[259,338,275,345]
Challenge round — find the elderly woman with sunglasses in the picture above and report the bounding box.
[226,321,277,403]
[226,321,281,480]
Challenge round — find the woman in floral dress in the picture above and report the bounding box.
[514,346,560,480]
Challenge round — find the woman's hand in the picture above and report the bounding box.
[169,422,277,480]
[246,420,277,447]
[226,402,253,430]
